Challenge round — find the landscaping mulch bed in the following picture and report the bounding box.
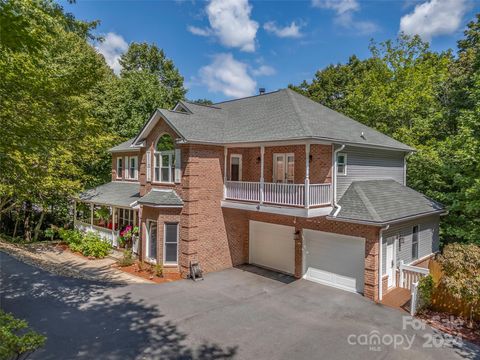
[112,262,182,284]
[418,309,480,346]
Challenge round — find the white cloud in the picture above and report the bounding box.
[251,64,276,76]
[199,53,256,98]
[400,0,469,40]
[263,21,303,38]
[189,0,259,52]
[95,32,128,74]
[187,26,211,37]
[312,0,378,35]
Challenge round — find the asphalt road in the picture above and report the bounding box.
[1,252,478,360]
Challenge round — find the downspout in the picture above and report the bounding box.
[378,224,390,302]
[332,144,346,217]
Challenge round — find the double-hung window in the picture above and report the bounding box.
[164,223,178,265]
[412,225,419,261]
[337,153,347,176]
[127,156,138,180]
[154,134,175,183]
[116,158,123,179]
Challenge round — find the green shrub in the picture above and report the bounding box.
[0,310,46,360]
[118,249,134,267]
[43,226,58,241]
[417,275,434,311]
[80,232,111,258]
[153,263,163,277]
[58,229,82,246]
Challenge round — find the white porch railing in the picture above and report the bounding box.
[410,282,419,316]
[399,260,429,291]
[225,181,331,207]
[75,221,119,247]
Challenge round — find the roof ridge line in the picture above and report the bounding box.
[213,89,282,106]
[183,100,222,110]
[354,183,382,222]
[285,88,313,137]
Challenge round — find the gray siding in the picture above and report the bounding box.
[381,215,440,275]
[336,145,406,199]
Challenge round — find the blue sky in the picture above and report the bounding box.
[61,0,478,103]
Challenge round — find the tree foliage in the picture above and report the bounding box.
[291,18,480,245]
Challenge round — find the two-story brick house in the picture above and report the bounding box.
[75,88,445,302]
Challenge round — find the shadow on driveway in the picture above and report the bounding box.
[0,252,237,360]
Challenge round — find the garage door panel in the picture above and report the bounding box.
[304,230,365,293]
[249,221,295,275]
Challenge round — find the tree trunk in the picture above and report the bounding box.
[33,210,45,242]
[24,201,32,242]
[12,211,19,238]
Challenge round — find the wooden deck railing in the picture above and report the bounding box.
[399,260,429,291]
[225,181,331,207]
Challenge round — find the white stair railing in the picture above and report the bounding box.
[399,260,429,291]
[410,281,419,316]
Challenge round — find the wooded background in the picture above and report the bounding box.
[1,1,478,246]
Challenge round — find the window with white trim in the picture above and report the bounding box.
[164,223,178,264]
[127,156,138,180]
[116,157,123,179]
[412,225,419,261]
[337,153,347,176]
[154,134,175,183]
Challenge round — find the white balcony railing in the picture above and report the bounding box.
[399,260,429,291]
[225,181,331,207]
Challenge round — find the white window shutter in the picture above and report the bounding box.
[134,156,139,179]
[124,156,128,179]
[146,151,151,182]
[175,148,182,183]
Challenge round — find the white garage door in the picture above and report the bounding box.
[304,229,365,293]
[249,221,295,275]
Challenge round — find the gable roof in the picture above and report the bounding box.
[130,88,413,152]
[328,180,445,225]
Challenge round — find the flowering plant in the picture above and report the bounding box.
[119,225,139,248]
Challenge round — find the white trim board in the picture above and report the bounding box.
[221,200,332,218]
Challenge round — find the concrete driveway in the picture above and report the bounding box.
[1,252,478,360]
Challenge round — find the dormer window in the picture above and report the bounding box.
[154,134,175,183]
[337,153,347,176]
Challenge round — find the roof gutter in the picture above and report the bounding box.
[332,144,346,217]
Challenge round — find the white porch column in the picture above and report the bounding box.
[304,143,310,208]
[90,203,94,230]
[260,146,265,204]
[223,147,228,199]
[112,206,116,245]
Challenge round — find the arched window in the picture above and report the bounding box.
[154,134,175,182]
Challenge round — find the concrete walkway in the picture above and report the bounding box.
[0,241,151,284]
[1,253,478,360]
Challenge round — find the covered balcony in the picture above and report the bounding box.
[222,143,333,217]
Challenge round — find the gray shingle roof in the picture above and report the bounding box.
[329,180,445,225]
[108,138,139,152]
[132,89,413,152]
[137,189,183,207]
[78,182,140,207]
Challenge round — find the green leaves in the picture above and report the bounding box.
[0,310,46,360]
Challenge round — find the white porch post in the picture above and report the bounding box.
[260,145,265,204]
[112,206,116,245]
[90,203,94,230]
[223,147,227,199]
[304,143,310,208]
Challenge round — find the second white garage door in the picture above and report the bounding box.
[249,221,295,275]
[303,229,365,293]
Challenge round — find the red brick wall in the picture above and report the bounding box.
[222,210,380,301]
[226,144,332,184]
[111,152,141,182]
